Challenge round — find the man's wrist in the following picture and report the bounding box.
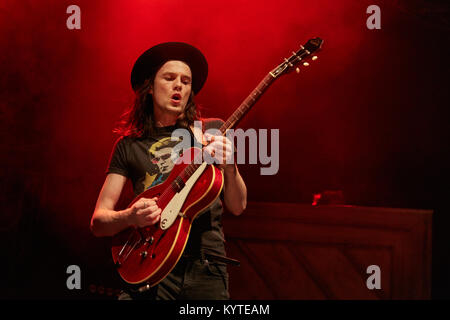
[223,163,237,175]
[119,207,136,228]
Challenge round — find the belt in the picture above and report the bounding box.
[133,252,240,294]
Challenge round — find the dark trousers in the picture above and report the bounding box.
[118,257,229,300]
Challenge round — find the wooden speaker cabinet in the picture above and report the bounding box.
[223,202,432,299]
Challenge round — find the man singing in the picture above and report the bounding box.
[90,42,247,300]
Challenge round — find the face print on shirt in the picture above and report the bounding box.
[142,136,182,190]
[152,146,173,174]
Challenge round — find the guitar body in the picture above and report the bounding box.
[111,147,224,285]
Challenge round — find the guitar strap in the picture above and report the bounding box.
[185,124,197,148]
[186,120,208,148]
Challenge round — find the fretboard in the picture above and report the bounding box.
[219,73,275,134]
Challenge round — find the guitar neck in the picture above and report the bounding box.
[175,37,323,187]
[219,73,275,134]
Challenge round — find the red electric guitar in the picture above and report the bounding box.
[111,37,324,286]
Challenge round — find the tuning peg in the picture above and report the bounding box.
[303,62,310,67]
[295,67,300,73]
[284,58,293,68]
[312,56,318,61]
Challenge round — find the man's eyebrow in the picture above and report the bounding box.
[161,72,191,79]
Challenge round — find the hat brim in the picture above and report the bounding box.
[130,42,208,94]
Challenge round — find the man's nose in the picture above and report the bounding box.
[173,77,182,90]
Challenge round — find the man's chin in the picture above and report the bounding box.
[167,103,185,112]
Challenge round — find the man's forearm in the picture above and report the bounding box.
[90,207,133,237]
[223,164,247,215]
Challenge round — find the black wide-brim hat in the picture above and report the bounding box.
[130,42,208,94]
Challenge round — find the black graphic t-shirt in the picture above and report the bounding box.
[106,118,226,257]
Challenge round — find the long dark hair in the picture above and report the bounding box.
[114,76,200,138]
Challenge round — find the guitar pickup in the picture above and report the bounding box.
[173,177,185,191]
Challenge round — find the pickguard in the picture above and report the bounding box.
[159,162,208,230]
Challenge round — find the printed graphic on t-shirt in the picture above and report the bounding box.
[143,136,182,190]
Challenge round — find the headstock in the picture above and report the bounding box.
[270,37,323,78]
